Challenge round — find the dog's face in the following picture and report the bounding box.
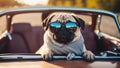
[43,12,85,46]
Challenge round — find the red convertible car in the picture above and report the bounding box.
[0,6,120,68]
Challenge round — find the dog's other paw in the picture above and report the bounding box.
[40,51,53,61]
[83,50,95,62]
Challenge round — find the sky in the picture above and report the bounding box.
[16,0,48,6]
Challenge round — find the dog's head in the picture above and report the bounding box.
[42,12,85,45]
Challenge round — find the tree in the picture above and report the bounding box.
[48,0,119,12]
[0,0,23,8]
[113,0,120,12]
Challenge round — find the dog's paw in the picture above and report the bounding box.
[40,51,53,61]
[83,50,95,62]
[66,53,75,60]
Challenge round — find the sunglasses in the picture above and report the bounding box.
[49,21,78,33]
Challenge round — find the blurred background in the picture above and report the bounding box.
[0,0,120,21]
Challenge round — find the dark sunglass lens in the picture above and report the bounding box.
[66,22,77,32]
[66,22,77,28]
[50,22,61,28]
[49,22,61,33]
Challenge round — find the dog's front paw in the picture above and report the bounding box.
[83,50,95,62]
[40,51,53,61]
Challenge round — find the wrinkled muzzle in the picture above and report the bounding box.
[53,28,75,44]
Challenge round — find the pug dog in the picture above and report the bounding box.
[36,12,95,61]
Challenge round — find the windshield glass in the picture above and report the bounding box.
[0,15,7,36]
[100,15,120,38]
[12,13,42,26]
[8,12,93,54]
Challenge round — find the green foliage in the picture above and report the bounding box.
[113,0,120,12]
[48,0,120,12]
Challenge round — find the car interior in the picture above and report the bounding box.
[0,12,119,56]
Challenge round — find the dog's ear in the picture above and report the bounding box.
[42,15,55,30]
[72,15,85,30]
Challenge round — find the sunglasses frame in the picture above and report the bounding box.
[49,21,78,33]
[49,21,78,28]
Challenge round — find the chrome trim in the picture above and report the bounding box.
[0,54,120,60]
[0,6,117,16]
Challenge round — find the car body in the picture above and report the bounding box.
[0,6,120,68]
